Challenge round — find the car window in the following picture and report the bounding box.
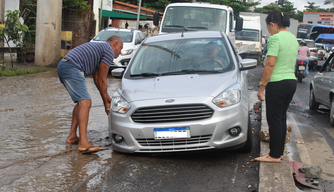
[135,33,142,44]
[127,38,234,77]
[139,32,145,41]
[306,41,315,48]
[326,56,334,72]
[93,31,133,43]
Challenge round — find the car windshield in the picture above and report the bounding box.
[128,38,234,77]
[235,29,259,41]
[93,31,133,43]
[161,6,227,33]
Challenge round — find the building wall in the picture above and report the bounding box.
[303,12,334,25]
[93,0,113,35]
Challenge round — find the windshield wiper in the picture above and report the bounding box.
[130,72,160,77]
[164,25,188,31]
[187,26,209,30]
[161,70,222,76]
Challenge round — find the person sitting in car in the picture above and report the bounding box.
[200,42,228,70]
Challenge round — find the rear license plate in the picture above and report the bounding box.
[154,127,190,140]
[299,66,305,70]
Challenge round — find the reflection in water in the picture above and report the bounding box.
[0,71,122,191]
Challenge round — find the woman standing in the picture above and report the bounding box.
[255,11,299,163]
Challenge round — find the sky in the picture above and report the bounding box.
[258,0,332,11]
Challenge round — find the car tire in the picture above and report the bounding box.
[330,96,334,127]
[239,115,253,153]
[309,88,319,110]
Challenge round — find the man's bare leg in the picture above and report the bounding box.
[66,104,80,143]
[76,99,102,151]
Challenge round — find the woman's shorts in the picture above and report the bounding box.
[57,61,91,103]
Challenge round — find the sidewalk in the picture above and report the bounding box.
[258,100,296,192]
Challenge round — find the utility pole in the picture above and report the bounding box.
[136,0,142,30]
[0,0,5,60]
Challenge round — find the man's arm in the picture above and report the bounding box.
[97,62,111,115]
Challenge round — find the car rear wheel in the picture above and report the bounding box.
[239,115,253,153]
[330,96,334,127]
[309,88,319,110]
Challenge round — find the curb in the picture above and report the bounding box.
[258,100,296,192]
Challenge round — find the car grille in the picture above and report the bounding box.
[131,104,214,123]
[136,134,212,152]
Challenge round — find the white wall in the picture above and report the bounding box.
[93,0,113,35]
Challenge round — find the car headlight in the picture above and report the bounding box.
[121,49,134,56]
[111,91,131,114]
[212,85,241,108]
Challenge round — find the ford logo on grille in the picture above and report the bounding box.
[165,99,175,103]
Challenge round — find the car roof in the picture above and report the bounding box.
[143,31,225,43]
[101,27,141,33]
[166,2,233,11]
[297,38,314,42]
[316,33,334,39]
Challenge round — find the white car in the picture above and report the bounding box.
[91,28,146,68]
[108,31,257,153]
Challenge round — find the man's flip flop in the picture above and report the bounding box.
[78,145,103,154]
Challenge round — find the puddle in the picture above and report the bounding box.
[0,71,122,191]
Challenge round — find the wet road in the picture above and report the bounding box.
[286,60,334,191]
[0,70,262,191]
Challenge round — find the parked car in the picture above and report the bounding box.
[108,31,257,153]
[309,51,334,126]
[297,38,318,70]
[315,43,328,60]
[90,28,146,68]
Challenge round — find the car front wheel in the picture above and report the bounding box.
[239,115,253,153]
[330,96,334,127]
[309,88,319,110]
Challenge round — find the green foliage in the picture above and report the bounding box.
[0,10,29,67]
[205,0,260,15]
[304,2,320,12]
[254,0,297,20]
[324,0,334,5]
[0,63,52,77]
[63,0,90,11]
[0,10,29,44]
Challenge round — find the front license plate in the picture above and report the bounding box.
[299,66,305,70]
[154,127,190,140]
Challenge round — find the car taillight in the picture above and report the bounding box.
[311,49,318,53]
[300,61,305,65]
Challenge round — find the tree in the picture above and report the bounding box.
[63,0,90,11]
[304,2,320,12]
[254,0,298,20]
[0,10,28,68]
[324,0,334,6]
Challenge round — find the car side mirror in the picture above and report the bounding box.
[240,59,257,71]
[153,11,160,26]
[235,17,243,32]
[112,68,125,79]
[88,37,93,42]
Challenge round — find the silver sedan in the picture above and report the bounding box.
[310,51,334,125]
[108,31,257,153]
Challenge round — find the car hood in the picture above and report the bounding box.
[122,43,135,51]
[119,72,238,102]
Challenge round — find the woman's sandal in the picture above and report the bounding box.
[262,153,283,160]
[254,155,281,163]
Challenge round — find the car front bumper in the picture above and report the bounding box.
[108,97,249,153]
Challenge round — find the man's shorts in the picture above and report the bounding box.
[57,60,91,103]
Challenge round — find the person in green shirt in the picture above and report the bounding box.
[255,11,299,163]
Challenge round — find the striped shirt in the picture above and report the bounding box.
[64,42,114,76]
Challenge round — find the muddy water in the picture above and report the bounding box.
[0,71,122,191]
